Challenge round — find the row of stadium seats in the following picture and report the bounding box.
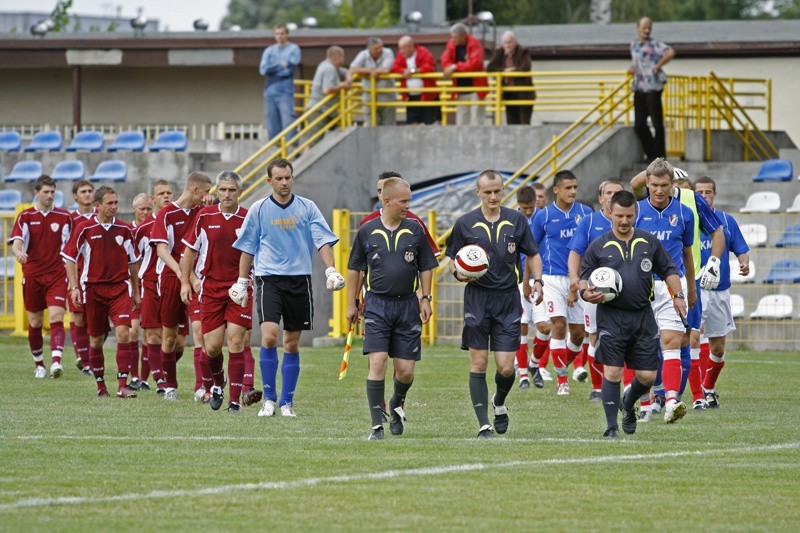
[730,259,800,284]
[740,191,800,213]
[734,293,797,319]
[751,159,795,182]
[0,189,69,211]
[739,223,800,248]
[3,160,126,182]
[0,130,187,152]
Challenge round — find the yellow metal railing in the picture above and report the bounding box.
[0,211,17,330]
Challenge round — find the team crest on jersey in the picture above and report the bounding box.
[50,222,60,232]
[115,235,124,246]
[574,214,583,225]
[507,241,516,254]
[404,250,415,263]
[641,258,652,272]
[669,214,678,227]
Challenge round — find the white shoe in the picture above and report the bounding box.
[163,388,178,401]
[664,400,687,424]
[280,404,297,417]
[193,388,206,403]
[258,399,276,417]
[50,362,64,379]
[34,366,47,379]
[557,382,571,396]
[539,368,553,381]
[572,366,588,382]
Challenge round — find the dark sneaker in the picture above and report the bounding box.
[116,386,137,398]
[388,397,406,436]
[693,399,708,410]
[620,389,637,435]
[492,396,509,434]
[368,426,384,441]
[156,388,166,396]
[530,367,544,388]
[588,390,602,402]
[139,381,151,391]
[210,386,224,411]
[227,402,241,414]
[652,395,666,414]
[128,378,142,391]
[242,388,263,407]
[477,425,494,439]
[603,427,620,438]
[703,388,719,409]
[518,377,530,389]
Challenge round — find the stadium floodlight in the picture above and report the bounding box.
[476,11,494,23]
[301,17,318,28]
[286,22,298,32]
[404,11,423,24]
[30,21,49,38]
[193,18,209,31]
[130,8,148,36]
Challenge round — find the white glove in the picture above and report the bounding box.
[325,267,346,291]
[674,167,689,182]
[700,256,721,290]
[229,277,251,307]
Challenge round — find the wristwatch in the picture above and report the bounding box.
[672,291,685,300]
[420,294,432,301]
[533,279,544,286]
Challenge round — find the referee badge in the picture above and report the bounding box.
[404,249,415,263]
[641,258,652,272]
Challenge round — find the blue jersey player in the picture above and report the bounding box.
[231,158,345,418]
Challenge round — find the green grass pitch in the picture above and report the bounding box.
[1,335,799,530]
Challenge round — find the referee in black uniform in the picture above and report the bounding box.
[446,170,543,439]
[580,190,687,438]
[346,177,439,441]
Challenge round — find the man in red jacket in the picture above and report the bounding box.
[392,35,438,125]
[441,23,488,126]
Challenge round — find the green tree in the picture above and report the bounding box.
[50,0,73,31]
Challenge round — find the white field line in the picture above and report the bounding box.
[727,360,800,365]
[0,441,797,511]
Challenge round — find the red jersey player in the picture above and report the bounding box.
[10,175,73,379]
[68,179,96,374]
[62,186,141,398]
[133,180,175,393]
[150,172,212,400]
[181,170,262,413]
[126,192,154,390]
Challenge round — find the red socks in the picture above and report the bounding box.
[662,349,682,400]
[28,326,44,363]
[193,347,205,391]
[703,353,725,390]
[161,349,177,389]
[50,321,65,363]
[516,342,529,378]
[208,353,225,388]
[228,351,245,404]
[243,346,255,390]
[147,344,164,384]
[89,346,105,389]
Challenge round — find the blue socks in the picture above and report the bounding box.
[279,352,300,407]
[679,344,691,396]
[260,346,279,401]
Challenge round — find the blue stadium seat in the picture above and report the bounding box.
[54,189,65,208]
[90,160,127,182]
[24,131,62,152]
[763,259,800,284]
[107,130,145,152]
[0,131,21,151]
[51,160,85,181]
[149,130,187,151]
[0,189,22,210]
[776,223,800,248]
[66,131,104,152]
[5,160,43,182]
[752,159,793,182]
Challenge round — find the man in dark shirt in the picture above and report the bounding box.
[347,177,438,441]
[580,190,686,438]
[446,170,543,439]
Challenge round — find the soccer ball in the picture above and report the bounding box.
[454,244,490,279]
[589,266,623,303]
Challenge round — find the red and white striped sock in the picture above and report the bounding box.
[703,352,725,391]
[550,338,568,385]
[662,348,682,402]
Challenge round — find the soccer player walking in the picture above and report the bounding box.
[68,179,96,374]
[231,158,345,417]
[446,170,543,438]
[579,190,686,438]
[346,176,438,440]
[62,186,141,398]
[10,175,73,379]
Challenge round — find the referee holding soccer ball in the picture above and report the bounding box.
[579,191,686,438]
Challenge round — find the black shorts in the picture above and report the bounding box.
[594,306,660,370]
[362,294,422,361]
[255,275,313,331]
[461,286,521,352]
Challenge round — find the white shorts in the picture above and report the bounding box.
[651,277,689,332]
[583,300,597,334]
[542,274,584,325]
[519,281,549,326]
[701,288,736,338]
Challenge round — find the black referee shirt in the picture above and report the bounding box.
[446,206,539,291]
[580,228,678,311]
[349,217,439,297]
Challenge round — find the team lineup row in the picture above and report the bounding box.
[11,157,747,438]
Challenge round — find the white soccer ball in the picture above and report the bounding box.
[589,266,623,303]
[454,244,490,279]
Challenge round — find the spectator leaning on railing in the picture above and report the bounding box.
[392,35,438,125]
[441,23,488,126]
[487,30,535,126]
[350,37,397,126]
